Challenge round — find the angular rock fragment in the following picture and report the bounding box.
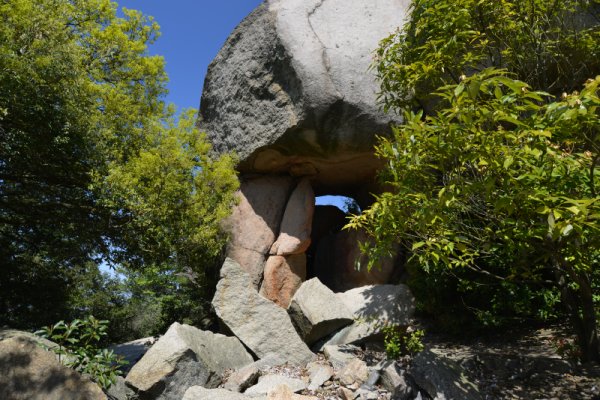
[321,284,415,348]
[287,278,354,344]
[259,254,306,308]
[267,384,319,400]
[183,386,252,400]
[224,365,260,393]
[125,322,253,399]
[245,374,307,397]
[307,362,334,391]
[213,258,315,365]
[337,358,369,386]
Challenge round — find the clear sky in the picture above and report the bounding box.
[117,0,263,111]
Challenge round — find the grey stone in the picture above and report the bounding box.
[408,349,482,400]
[106,376,135,400]
[378,360,413,400]
[322,285,415,348]
[183,386,254,400]
[245,374,308,397]
[323,344,360,370]
[0,336,106,400]
[212,258,315,365]
[224,365,260,393]
[125,322,253,400]
[307,362,334,391]
[198,0,408,198]
[337,358,369,386]
[287,278,354,344]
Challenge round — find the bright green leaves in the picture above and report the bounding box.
[100,109,239,270]
[375,0,600,113]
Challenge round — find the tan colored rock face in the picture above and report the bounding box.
[259,254,307,308]
[222,175,294,286]
[271,178,315,256]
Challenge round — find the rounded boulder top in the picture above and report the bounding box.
[198,0,410,198]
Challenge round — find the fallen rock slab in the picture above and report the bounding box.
[288,278,353,344]
[125,322,253,399]
[0,336,106,400]
[245,374,307,397]
[321,284,415,348]
[408,349,483,400]
[213,258,315,365]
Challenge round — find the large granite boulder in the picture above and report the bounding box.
[212,258,315,365]
[125,322,253,400]
[199,0,408,200]
[0,336,106,400]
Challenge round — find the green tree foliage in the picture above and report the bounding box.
[376,0,600,113]
[350,0,600,360]
[0,0,238,332]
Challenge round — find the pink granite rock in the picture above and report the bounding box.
[259,254,306,308]
[270,178,315,256]
[222,176,294,286]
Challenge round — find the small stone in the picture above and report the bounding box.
[338,387,356,400]
[245,374,307,397]
[224,365,260,392]
[307,362,334,391]
[338,359,369,386]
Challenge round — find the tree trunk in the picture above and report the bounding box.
[555,259,600,363]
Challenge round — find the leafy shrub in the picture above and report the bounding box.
[382,324,425,359]
[36,316,127,390]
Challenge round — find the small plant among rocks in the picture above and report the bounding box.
[382,324,425,359]
[36,315,127,389]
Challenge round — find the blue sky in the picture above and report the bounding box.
[117,0,262,110]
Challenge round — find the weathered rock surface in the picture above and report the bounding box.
[321,284,415,348]
[213,258,315,365]
[408,349,483,400]
[0,336,106,400]
[323,344,361,370]
[271,178,315,255]
[125,322,253,400]
[245,374,307,397]
[110,336,156,374]
[222,175,294,287]
[266,384,319,399]
[337,358,369,386]
[183,386,255,400]
[224,365,261,393]
[259,254,306,308]
[307,362,334,391]
[287,278,353,344]
[199,0,408,198]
